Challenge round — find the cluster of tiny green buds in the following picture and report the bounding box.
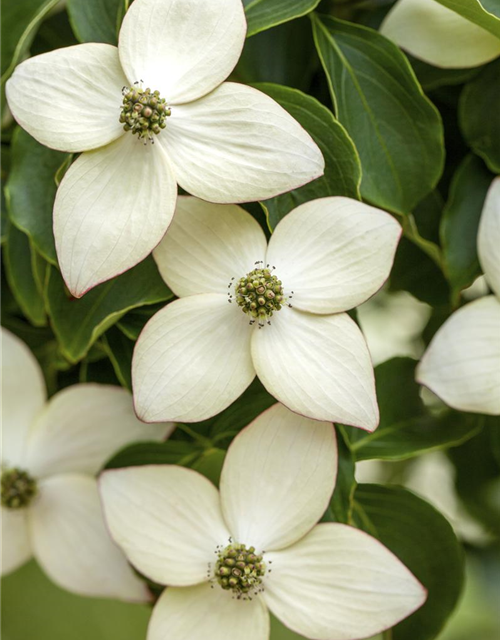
[1,468,38,509]
[119,84,171,142]
[213,542,266,599]
[230,262,288,325]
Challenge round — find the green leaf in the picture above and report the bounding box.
[459,59,500,173]
[435,0,500,38]
[5,128,68,264]
[243,0,321,37]
[191,448,227,487]
[311,14,444,215]
[116,302,166,340]
[409,55,479,93]
[321,426,356,524]
[104,440,200,470]
[254,82,361,230]
[67,0,123,44]
[353,484,464,640]
[441,155,494,299]
[101,327,134,391]
[3,223,46,327]
[45,257,172,363]
[1,0,60,100]
[344,358,480,460]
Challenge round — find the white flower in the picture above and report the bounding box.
[5,0,323,299]
[417,178,500,414]
[380,0,500,68]
[100,403,426,640]
[132,196,402,430]
[0,328,174,599]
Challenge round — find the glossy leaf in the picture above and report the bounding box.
[344,358,480,460]
[102,327,134,391]
[104,440,199,470]
[3,223,46,327]
[5,129,68,264]
[321,427,356,524]
[312,14,444,214]
[441,155,494,298]
[435,0,500,38]
[255,82,361,230]
[353,484,464,640]
[45,257,172,363]
[67,0,123,44]
[243,0,321,37]
[459,59,500,173]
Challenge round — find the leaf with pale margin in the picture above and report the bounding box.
[243,0,321,37]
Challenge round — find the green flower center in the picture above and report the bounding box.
[233,264,288,325]
[214,542,266,598]
[1,468,38,509]
[120,86,171,142]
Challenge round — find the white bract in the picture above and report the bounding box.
[417,178,500,414]
[5,0,323,298]
[132,196,402,430]
[381,0,500,68]
[1,328,174,599]
[100,403,426,640]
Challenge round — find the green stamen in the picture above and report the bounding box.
[1,468,38,509]
[120,86,171,142]
[215,542,266,598]
[235,266,285,321]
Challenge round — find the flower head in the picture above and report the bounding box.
[6,0,323,298]
[417,178,500,414]
[381,0,500,69]
[99,403,426,640]
[132,196,402,429]
[1,328,173,598]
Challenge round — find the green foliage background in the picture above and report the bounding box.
[1,0,499,639]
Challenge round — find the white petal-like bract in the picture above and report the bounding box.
[251,307,379,429]
[380,0,500,68]
[264,523,426,640]
[266,197,401,314]
[6,44,127,152]
[162,83,324,203]
[29,474,149,600]
[153,197,267,297]
[99,466,230,586]
[1,508,32,576]
[2,328,46,467]
[25,384,173,478]
[54,133,177,297]
[118,0,246,104]
[478,177,500,299]
[133,294,255,423]
[220,403,337,552]
[148,583,269,640]
[416,296,500,415]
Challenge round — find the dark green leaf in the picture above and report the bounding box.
[344,358,480,460]
[45,257,172,363]
[353,484,464,640]
[459,59,500,173]
[3,223,46,326]
[116,302,166,341]
[192,448,226,487]
[104,439,199,470]
[5,128,68,264]
[435,0,500,37]
[255,82,361,230]
[67,0,123,44]
[243,0,321,37]
[321,426,356,523]
[101,327,134,391]
[441,155,494,298]
[312,14,444,214]
[410,55,479,93]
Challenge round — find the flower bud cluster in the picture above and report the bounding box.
[1,468,38,509]
[215,543,266,596]
[119,86,171,141]
[236,268,284,319]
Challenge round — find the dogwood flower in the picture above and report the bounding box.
[5,0,323,299]
[381,0,500,68]
[417,178,500,414]
[1,328,173,598]
[132,196,402,430]
[100,403,426,640]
